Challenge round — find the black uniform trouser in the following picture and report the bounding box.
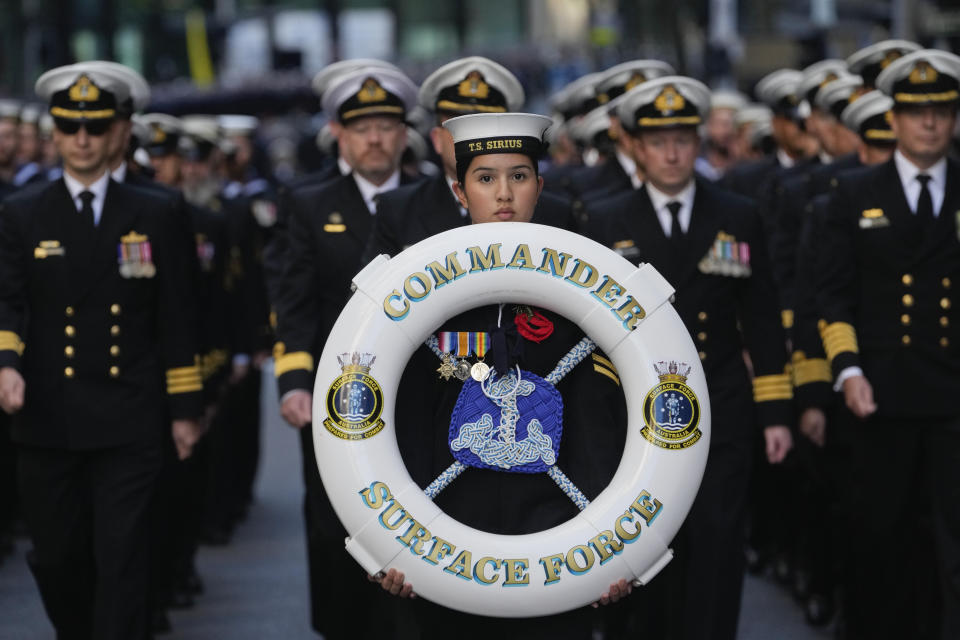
[844,414,960,640]
[298,423,399,639]
[18,439,162,640]
[634,436,754,640]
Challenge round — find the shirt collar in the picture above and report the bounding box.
[110,161,127,183]
[645,178,696,213]
[894,149,947,190]
[615,148,637,182]
[63,169,110,204]
[776,148,796,169]
[338,156,352,176]
[353,170,400,214]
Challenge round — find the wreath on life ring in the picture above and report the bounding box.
[312,222,710,617]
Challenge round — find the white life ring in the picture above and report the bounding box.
[313,222,710,617]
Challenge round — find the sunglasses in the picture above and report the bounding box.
[53,118,112,136]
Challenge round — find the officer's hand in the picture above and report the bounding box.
[0,367,25,414]
[280,390,312,428]
[591,578,633,608]
[799,407,827,447]
[763,425,792,464]
[842,375,876,419]
[371,568,415,599]
[172,418,203,460]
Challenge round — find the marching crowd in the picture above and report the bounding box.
[0,38,957,640]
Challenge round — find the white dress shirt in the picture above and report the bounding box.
[110,161,128,184]
[337,156,352,177]
[615,148,638,186]
[894,149,946,217]
[646,179,697,237]
[776,148,796,169]
[353,170,400,215]
[63,170,110,226]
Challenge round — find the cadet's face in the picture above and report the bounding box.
[892,104,956,167]
[638,128,699,195]
[453,153,543,224]
[0,121,18,166]
[52,121,111,178]
[150,154,181,187]
[707,108,736,146]
[335,116,406,184]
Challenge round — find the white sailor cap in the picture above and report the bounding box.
[418,56,524,115]
[550,72,603,121]
[218,114,259,136]
[135,113,184,155]
[814,73,865,117]
[0,100,22,122]
[443,112,552,181]
[594,60,675,104]
[798,59,849,104]
[571,104,614,146]
[180,115,220,144]
[35,65,131,121]
[19,103,43,125]
[711,89,748,112]
[755,69,803,114]
[74,61,151,114]
[840,90,896,144]
[615,76,711,132]
[321,67,418,124]
[846,40,922,88]
[311,59,401,99]
[734,103,773,127]
[38,113,54,136]
[876,49,960,107]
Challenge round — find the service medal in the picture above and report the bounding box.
[470,361,490,381]
[454,360,471,381]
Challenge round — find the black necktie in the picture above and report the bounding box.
[916,174,934,225]
[667,201,684,245]
[78,191,95,228]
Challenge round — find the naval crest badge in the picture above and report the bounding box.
[324,352,385,440]
[641,361,702,450]
[118,231,156,278]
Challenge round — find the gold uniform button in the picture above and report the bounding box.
[941,316,950,328]
[65,306,75,316]
[941,337,950,348]
[941,298,952,310]
[697,312,708,322]
[698,351,707,361]
[64,366,74,378]
[902,294,914,307]
[697,332,707,341]
[110,304,121,316]
[902,335,912,346]
[110,325,120,337]
[65,325,76,337]
[902,274,913,286]
[64,346,75,358]
[109,366,120,378]
[944,278,952,289]
[109,345,120,357]
[901,314,911,326]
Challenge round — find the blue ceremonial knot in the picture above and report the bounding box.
[448,369,563,474]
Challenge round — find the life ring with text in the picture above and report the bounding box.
[313,222,710,617]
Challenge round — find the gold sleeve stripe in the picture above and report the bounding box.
[591,353,617,372]
[593,364,621,386]
[167,364,202,379]
[781,310,794,329]
[793,358,832,386]
[752,373,793,402]
[275,351,314,377]
[168,380,204,394]
[820,321,859,361]
[0,331,24,355]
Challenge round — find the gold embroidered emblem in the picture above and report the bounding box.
[885,111,894,125]
[819,72,839,89]
[862,208,884,218]
[68,75,100,102]
[881,50,902,69]
[625,72,646,92]
[357,78,387,104]
[457,71,490,99]
[654,86,685,114]
[151,125,167,144]
[909,61,938,85]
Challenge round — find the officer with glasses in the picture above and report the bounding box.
[0,65,204,639]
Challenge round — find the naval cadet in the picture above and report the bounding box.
[846,39,922,90]
[583,75,794,640]
[0,64,203,639]
[375,110,629,639]
[362,56,574,263]
[816,49,960,640]
[273,65,420,639]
